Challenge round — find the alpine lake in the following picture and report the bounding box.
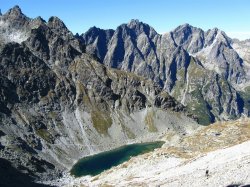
[70,141,165,177]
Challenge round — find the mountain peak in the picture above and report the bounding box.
[34,16,46,23]
[125,19,157,36]
[127,19,149,29]
[128,19,140,26]
[88,26,102,33]
[211,27,219,32]
[218,30,232,45]
[47,16,67,31]
[173,23,199,33]
[5,5,23,18]
[180,23,192,28]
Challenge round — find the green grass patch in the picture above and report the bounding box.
[91,110,112,135]
[36,129,54,143]
[144,110,158,132]
[187,88,213,125]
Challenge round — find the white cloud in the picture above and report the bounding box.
[225,31,250,40]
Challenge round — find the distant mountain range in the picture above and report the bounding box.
[0,5,250,186]
[82,19,250,125]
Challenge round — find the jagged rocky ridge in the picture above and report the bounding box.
[83,19,250,125]
[0,6,198,185]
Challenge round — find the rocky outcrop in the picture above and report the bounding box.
[0,6,41,46]
[82,26,114,61]
[232,39,250,64]
[171,23,205,54]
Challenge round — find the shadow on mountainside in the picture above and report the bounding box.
[0,158,54,187]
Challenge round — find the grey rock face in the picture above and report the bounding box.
[83,20,160,82]
[82,20,250,124]
[171,24,205,54]
[82,26,114,61]
[0,6,198,184]
[232,39,250,64]
[3,5,27,23]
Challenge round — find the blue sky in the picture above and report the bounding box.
[1,0,250,40]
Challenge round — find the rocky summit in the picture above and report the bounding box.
[0,5,250,187]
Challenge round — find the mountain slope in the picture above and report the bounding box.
[64,118,250,187]
[0,6,198,184]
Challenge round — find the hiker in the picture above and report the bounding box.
[205,170,209,179]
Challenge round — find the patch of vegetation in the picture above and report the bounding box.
[91,110,112,135]
[184,59,215,125]
[54,147,68,160]
[172,80,185,99]
[48,111,57,119]
[144,110,158,132]
[116,111,136,139]
[189,59,205,77]
[120,123,136,139]
[77,82,92,107]
[187,88,214,125]
[36,129,54,143]
[82,94,92,107]
[160,91,171,98]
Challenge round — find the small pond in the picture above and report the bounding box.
[70,141,164,177]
